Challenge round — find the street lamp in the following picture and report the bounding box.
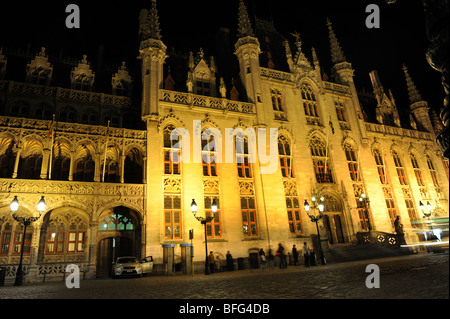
[191,199,216,275]
[10,196,46,286]
[304,195,326,265]
[419,201,440,241]
[358,192,372,231]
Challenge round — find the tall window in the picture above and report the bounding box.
[301,84,320,124]
[344,144,360,182]
[52,156,70,181]
[383,187,398,228]
[0,223,12,255]
[241,197,257,237]
[271,89,283,111]
[164,196,182,240]
[426,155,439,187]
[236,136,251,178]
[373,150,387,184]
[393,151,408,185]
[101,159,120,183]
[73,155,95,182]
[410,153,425,186]
[271,88,286,120]
[310,136,333,183]
[405,198,420,229]
[18,154,43,180]
[442,155,449,179]
[204,196,221,238]
[0,139,15,178]
[163,125,181,175]
[202,130,217,177]
[335,100,347,122]
[286,197,302,234]
[279,136,293,178]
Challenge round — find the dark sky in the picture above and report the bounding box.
[0,0,445,114]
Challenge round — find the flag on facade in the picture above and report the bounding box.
[48,114,56,180]
[47,116,55,138]
[102,121,111,182]
[329,116,335,135]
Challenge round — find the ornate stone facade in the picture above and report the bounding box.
[0,0,448,282]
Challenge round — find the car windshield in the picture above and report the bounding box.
[117,257,138,264]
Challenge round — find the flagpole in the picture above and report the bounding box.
[48,114,55,180]
[356,147,360,182]
[102,121,110,182]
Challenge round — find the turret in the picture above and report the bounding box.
[403,64,434,134]
[234,0,265,124]
[139,0,167,119]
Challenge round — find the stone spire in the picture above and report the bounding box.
[140,0,162,41]
[327,18,346,64]
[402,64,422,104]
[237,0,254,38]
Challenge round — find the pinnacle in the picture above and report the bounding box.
[402,64,422,104]
[237,0,254,38]
[327,18,346,64]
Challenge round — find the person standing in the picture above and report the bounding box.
[292,245,299,266]
[208,251,215,273]
[277,243,287,269]
[302,242,310,267]
[259,248,266,270]
[226,251,234,271]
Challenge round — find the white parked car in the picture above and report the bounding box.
[112,256,153,278]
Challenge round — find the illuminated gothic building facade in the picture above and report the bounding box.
[0,1,448,281]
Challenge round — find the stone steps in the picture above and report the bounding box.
[327,244,415,263]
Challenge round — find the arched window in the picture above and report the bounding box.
[18,154,42,180]
[236,134,251,178]
[426,155,440,187]
[310,136,333,183]
[0,138,16,178]
[99,213,134,231]
[373,149,387,184]
[101,146,120,183]
[59,106,77,123]
[80,109,99,125]
[34,103,53,120]
[73,155,95,182]
[73,145,95,182]
[202,129,217,177]
[344,144,360,182]
[410,153,425,186]
[124,148,143,184]
[301,84,320,124]
[163,125,181,175]
[204,196,221,238]
[393,151,408,185]
[52,156,70,181]
[279,135,293,178]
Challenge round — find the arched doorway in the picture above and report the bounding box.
[96,206,142,278]
[322,194,346,244]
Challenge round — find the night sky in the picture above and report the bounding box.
[0,0,445,115]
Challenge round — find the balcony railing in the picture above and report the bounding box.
[160,90,255,114]
[0,80,132,107]
[365,122,433,141]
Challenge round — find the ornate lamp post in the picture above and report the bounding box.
[419,200,440,241]
[10,195,46,286]
[358,193,372,231]
[191,198,217,275]
[304,195,326,265]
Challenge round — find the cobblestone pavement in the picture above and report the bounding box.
[0,253,448,301]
